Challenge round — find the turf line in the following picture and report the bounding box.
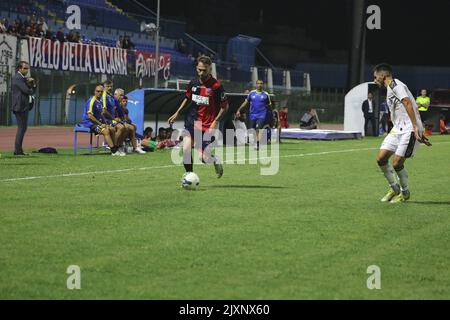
[1,142,448,183]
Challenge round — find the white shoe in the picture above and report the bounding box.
[134,147,146,154]
[112,150,126,157]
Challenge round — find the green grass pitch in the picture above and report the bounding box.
[1,135,449,299]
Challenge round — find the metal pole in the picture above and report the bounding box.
[154,0,160,89]
[347,0,365,91]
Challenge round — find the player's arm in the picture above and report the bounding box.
[87,112,103,126]
[401,97,418,129]
[401,97,431,146]
[168,98,190,124]
[102,107,114,121]
[101,91,113,120]
[169,81,193,124]
[210,103,229,130]
[210,86,229,129]
[86,98,104,126]
[235,100,249,118]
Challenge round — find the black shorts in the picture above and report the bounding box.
[184,126,216,151]
[90,124,104,135]
[248,118,266,129]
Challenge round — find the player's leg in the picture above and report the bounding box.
[255,119,266,150]
[183,130,194,173]
[377,134,401,202]
[107,125,116,146]
[390,133,420,203]
[99,126,119,155]
[125,123,145,154]
[107,126,124,156]
[390,155,409,202]
[115,124,127,153]
[200,131,223,178]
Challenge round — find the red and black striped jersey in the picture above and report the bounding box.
[184,76,228,131]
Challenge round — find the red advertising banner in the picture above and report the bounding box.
[135,51,171,80]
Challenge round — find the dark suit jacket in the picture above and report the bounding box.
[362,99,375,118]
[12,72,35,113]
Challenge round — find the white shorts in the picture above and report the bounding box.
[380,131,420,158]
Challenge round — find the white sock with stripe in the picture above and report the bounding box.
[395,166,409,191]
[380,163,399,188]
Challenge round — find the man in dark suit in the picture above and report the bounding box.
[362,91,376,136]
[12,61,36,155]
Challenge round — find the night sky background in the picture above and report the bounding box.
[117,0,450,67]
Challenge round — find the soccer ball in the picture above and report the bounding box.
[181,172,200,190]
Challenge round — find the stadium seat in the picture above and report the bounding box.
[73,125,100,157]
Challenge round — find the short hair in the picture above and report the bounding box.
[94,84,104,92]
[114,88,124,95]
[122,95,128,100]
[104,79,113,86]
[197,55,212,66]
[17,61,29,70]
[256,79,264,83]
[373,63,392,75]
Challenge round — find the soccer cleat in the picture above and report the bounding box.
[380,184,400,202]
[134,147,146,154]
[213,160,223,178]
[390,189,410,203]
[402,189,410,200]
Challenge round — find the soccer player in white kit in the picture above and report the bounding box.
[373,63,431,203]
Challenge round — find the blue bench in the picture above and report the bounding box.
[73,125,100,157]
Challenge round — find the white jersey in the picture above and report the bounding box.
[386,78,423,134]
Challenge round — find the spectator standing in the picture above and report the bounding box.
[416,89,430,111]
[379,100,389,134]
[0,19,7,33]
[279,106,289,128]
[362,92,376,136]
[37,17,48,33]
[116,36,123,48]
[12,61,36,156]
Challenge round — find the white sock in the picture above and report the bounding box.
[396,167,409,191]
[202,154,217,164]
[380,163,398,187]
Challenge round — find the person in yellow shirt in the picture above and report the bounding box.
[416,89,430,111]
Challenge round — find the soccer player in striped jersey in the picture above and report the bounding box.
[168,55,228,178]
[373,63,431,203]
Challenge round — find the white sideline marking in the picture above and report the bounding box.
[1,142,448,183]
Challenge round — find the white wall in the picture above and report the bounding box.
[344,82,371,136]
